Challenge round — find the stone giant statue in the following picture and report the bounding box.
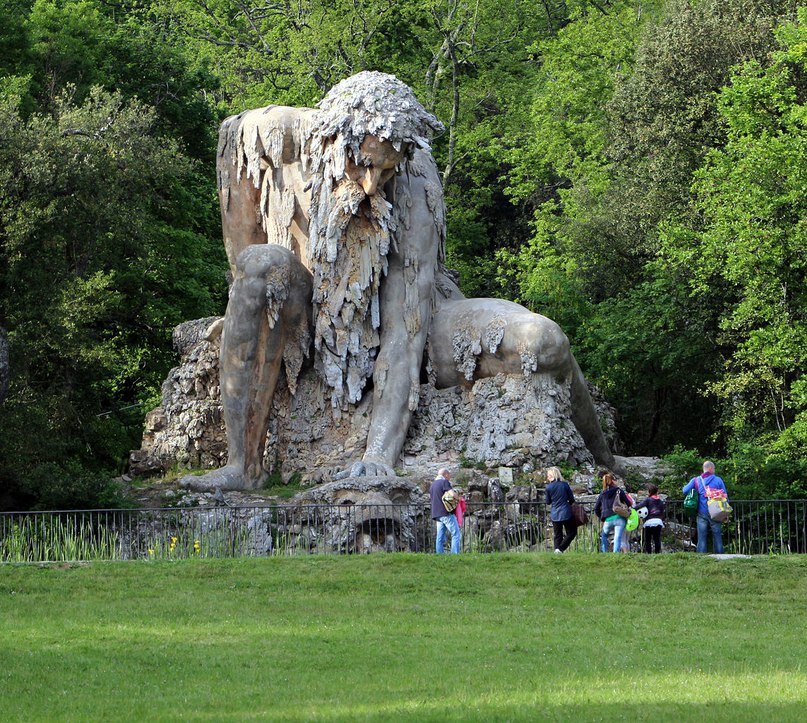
[184,71,616,491]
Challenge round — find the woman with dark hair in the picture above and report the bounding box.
[594,472,631,553]
[635,484,666,553]
[545,467,577,554]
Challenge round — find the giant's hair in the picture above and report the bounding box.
[309,71,443,182]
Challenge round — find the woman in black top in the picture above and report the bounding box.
[594,472,632,553]
[545,467,577,554]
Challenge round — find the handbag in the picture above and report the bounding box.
[571,503,589,527]
[612,489,631,518]
[708,497,732,522]
[441,488,459,513]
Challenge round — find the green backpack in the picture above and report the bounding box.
[683,479,701,517]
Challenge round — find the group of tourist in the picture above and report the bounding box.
[429,461,730,555]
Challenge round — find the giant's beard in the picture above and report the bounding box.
[308,178,395,412]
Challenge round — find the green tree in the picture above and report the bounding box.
[600,0,791,287]
[660,8,806,453]
[503,0,796,453]
[22,0,219,161]
[501,0,659,327]
[0,88,226,507]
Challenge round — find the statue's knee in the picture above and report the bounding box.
[522,317,570,371]
[235,244,296,279]
[547,322,570,361]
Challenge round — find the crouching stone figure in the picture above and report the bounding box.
[183,71,616,491]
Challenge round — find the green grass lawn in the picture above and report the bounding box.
[1,554,806,721]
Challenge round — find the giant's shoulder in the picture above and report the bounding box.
[218,106,319,167]
[221,105,317,130]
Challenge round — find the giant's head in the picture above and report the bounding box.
[309,70,443,194]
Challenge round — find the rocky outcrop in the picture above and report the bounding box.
[586,381,622,455]
[130,319,618,483]
[128,318,226,476]
[402,373,594,472]
[613,455,673,483]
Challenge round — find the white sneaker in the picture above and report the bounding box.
[554,548,562,554]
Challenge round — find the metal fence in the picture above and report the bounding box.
[1,499,805,562]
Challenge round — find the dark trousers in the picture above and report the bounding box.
[552,518,577,552]
[642,526,662,553]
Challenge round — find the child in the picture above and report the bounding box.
[620,489,636,553]
[635,484,666,553]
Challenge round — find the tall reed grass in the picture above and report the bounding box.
[0,516,121,562]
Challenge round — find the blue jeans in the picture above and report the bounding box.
[696,514,724,553]
[600,518,626,553]
[435,514,461,554]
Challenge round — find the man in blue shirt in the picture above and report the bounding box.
[430,468,461,554]
[682,460,729,553]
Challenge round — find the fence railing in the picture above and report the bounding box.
[1,500,805,562]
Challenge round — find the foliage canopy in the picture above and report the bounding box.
[0,0,804,506]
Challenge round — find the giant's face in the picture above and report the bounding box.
[343,136,407,196]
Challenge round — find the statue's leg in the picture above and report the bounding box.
[428,298,570,386]
[429,298,617,470]
[182,245,312,491]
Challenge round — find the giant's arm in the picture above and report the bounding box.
[360,158,442,474]
[568,355,617,470]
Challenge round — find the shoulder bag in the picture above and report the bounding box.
[703,482,731,522]
[441,488,459,513]
[612,489,631,518]
[571,503,589,527]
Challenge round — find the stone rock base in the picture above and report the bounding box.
[130,319,619,485]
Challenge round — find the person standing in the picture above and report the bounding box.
[682,461,729,554]
[635,484,666,553]
[594,472,631,553]
[430,468,461,554]
[545,467,577,554]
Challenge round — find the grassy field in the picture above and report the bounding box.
[1,554,806,721]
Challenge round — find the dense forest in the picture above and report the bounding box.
[0,0,804,508]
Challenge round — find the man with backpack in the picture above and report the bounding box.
[682,461,730,553]
[430,468,461,554]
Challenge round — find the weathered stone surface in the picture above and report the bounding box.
[173,316,221,357]
[130,320,619,482]
[294,477,426,506]
[129,319,227,477]
[614,455,673,482]
[403,373,595,472]
[586,381,622,455]
[196,71,620,493]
